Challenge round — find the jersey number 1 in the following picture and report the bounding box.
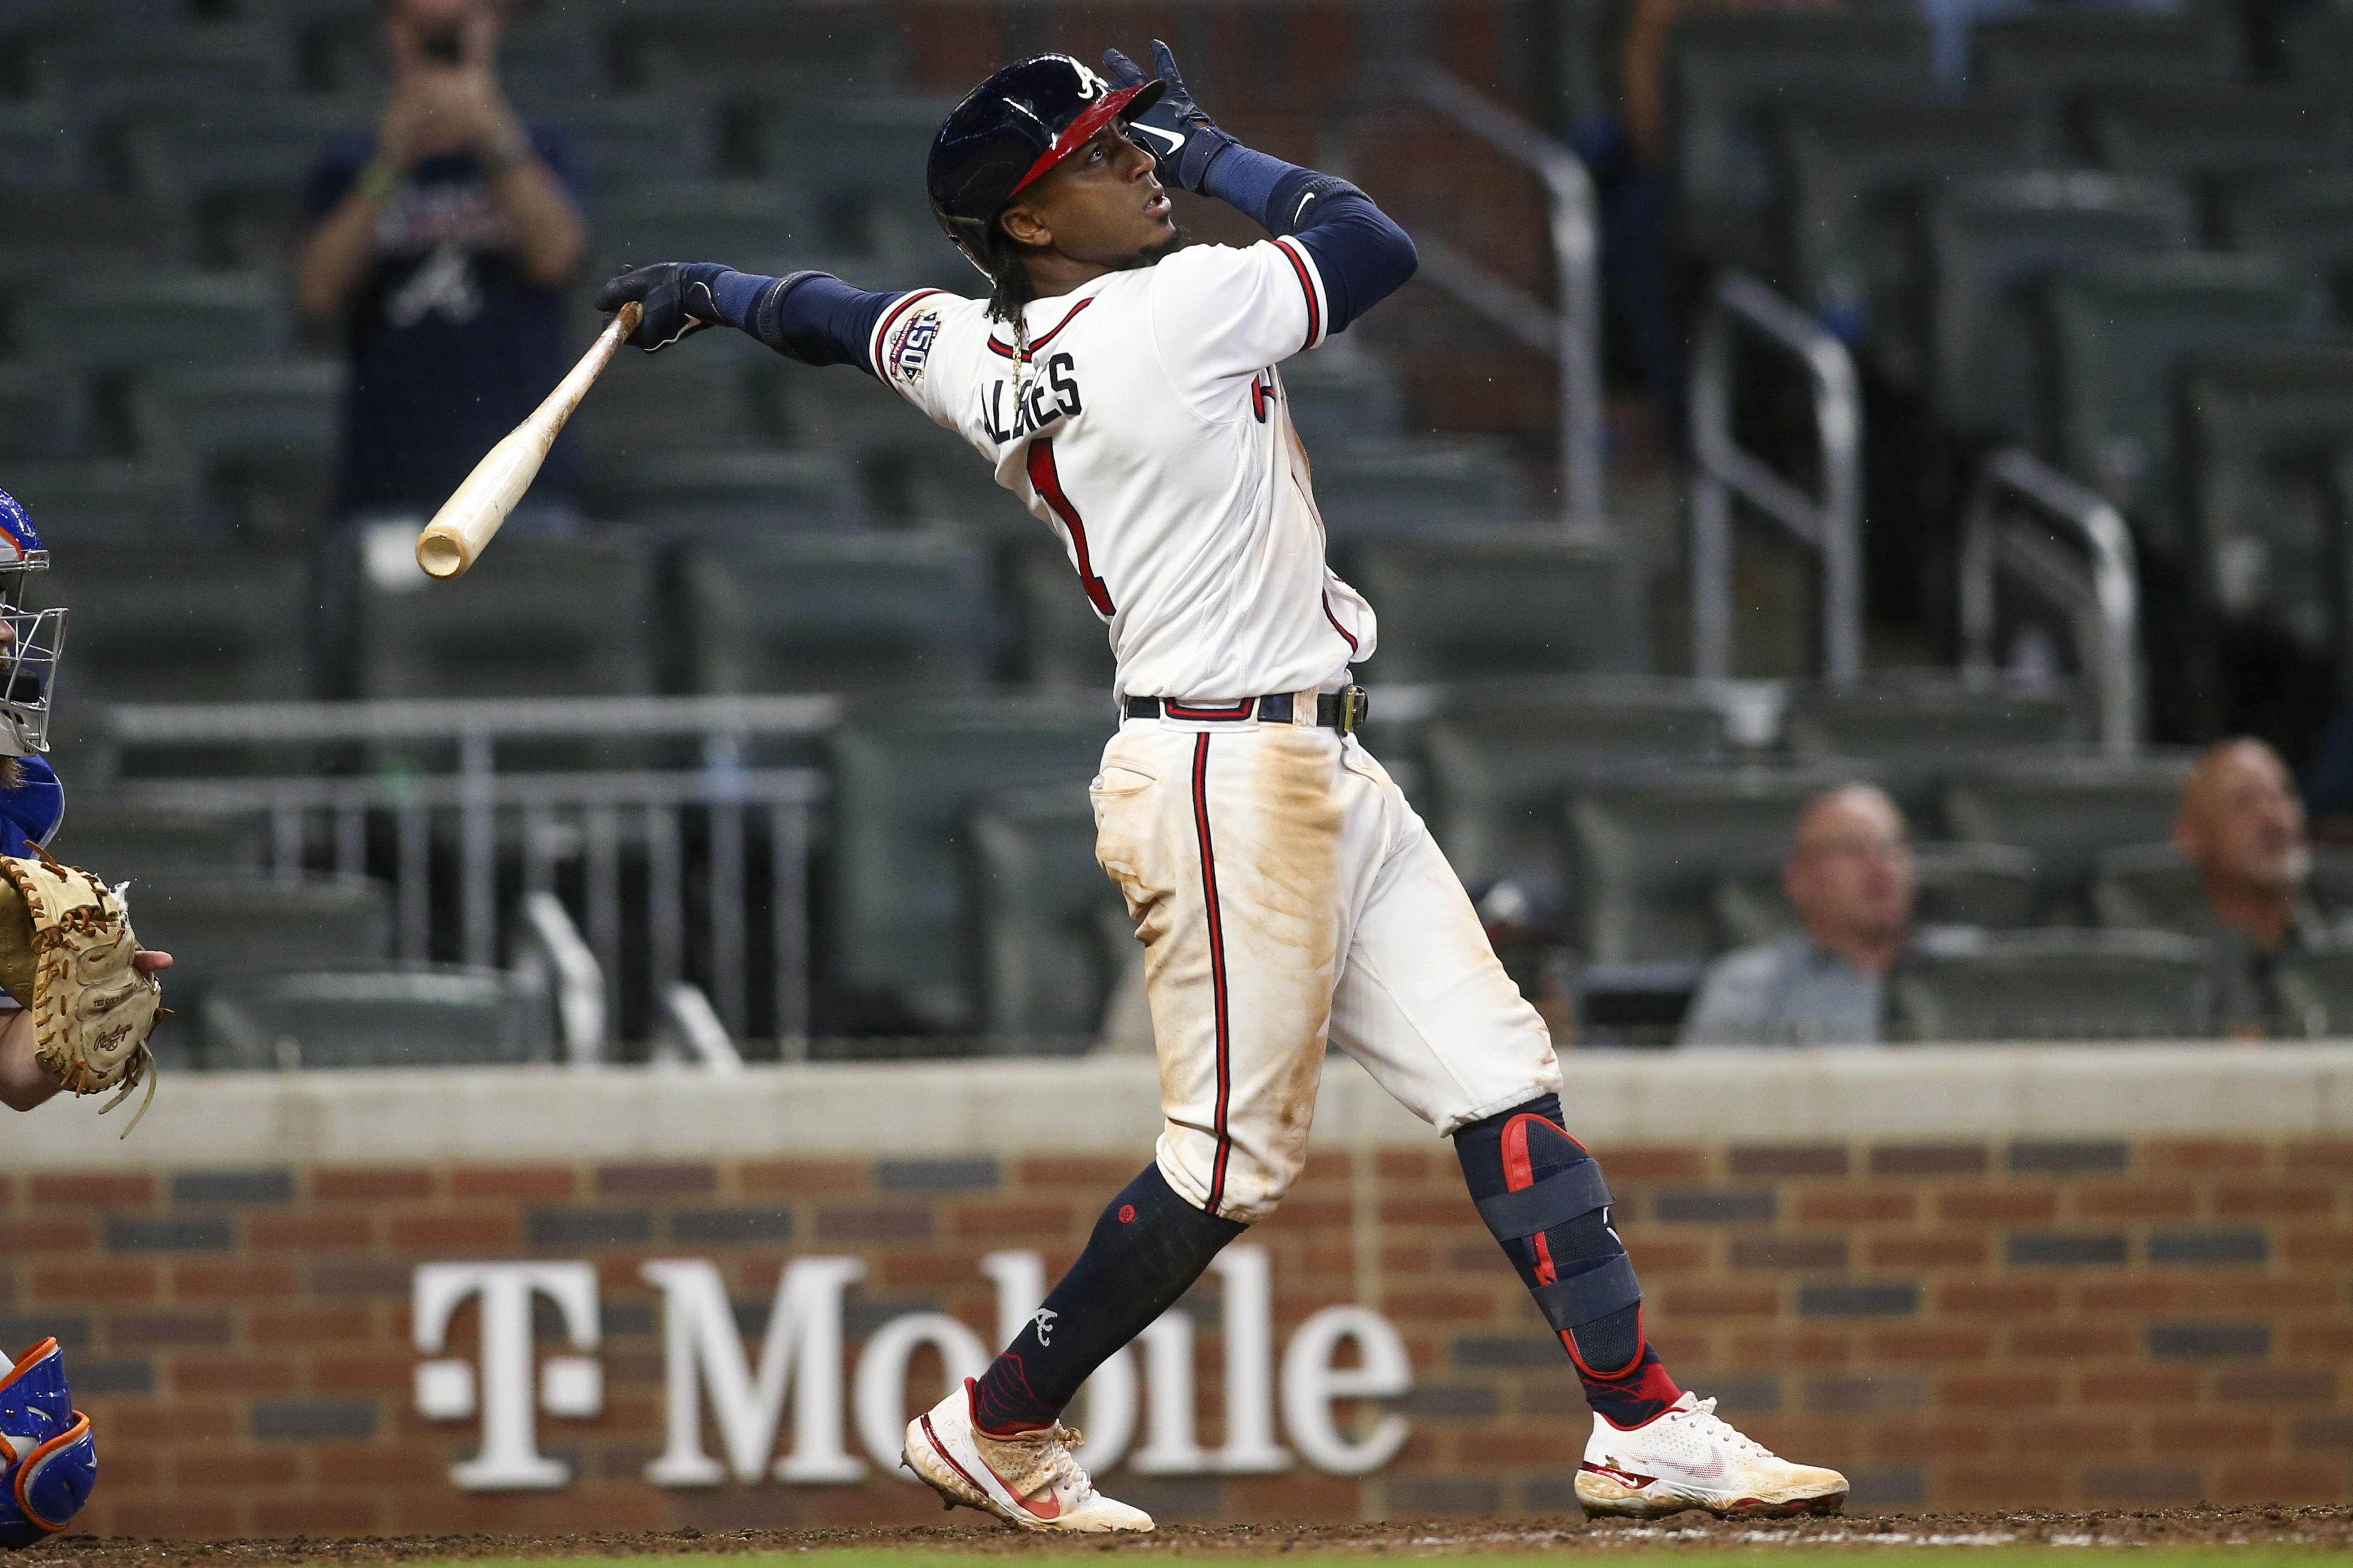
[1026,439,1115,621]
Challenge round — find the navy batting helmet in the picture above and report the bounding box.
[928,53,1163,282]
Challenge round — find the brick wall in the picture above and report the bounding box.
[8,1135,2349,1537]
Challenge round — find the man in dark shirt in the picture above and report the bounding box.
[296,0,588,527]
[2174,737,2342,1037]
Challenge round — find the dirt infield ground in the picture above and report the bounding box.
[17,1508,2353,1567]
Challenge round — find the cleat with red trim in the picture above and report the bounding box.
[902,1379,1153,1534]
[1574,1391,1847,1520]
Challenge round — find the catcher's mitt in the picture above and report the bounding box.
[0,846,161,1137]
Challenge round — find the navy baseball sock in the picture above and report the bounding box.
[969,1162,1246,1434]
[1454,1094,1683,1429]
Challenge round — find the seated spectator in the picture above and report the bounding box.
[1679,783,1913,1046]
[2174,737,2334,1038]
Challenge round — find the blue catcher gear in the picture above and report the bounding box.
[0,493,63,757]
[0,758,62,862]
[0,1339,95,1549]
[926,54,1164,282]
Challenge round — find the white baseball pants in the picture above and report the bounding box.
[1090,709,1563,1223]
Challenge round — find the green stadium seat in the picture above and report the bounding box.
[1780,679,2085,824]
[532,97,724,190]
[22,24,295,110]
[126,360,342,537]
[0,461,202,542]
[2083,90,2352,191]
[1421,676,1727,905]
[971,782,1127,1045]
[1281,345,1406,450]
[613,8,904,97]
[34,544,314,703]
[751,94,955,255]
[49,806,267,878]
[1668,11,1934,271]
[2091,842,2353,934]
[0,101,83,192]
[593,181,832,281]
[2220,171,2353,321]
[1010,534,1115,692]
[134,871,394,1063]
[115,97,364,268]
[2042,255,2328,551]
[0,363,93,460]
[584,449,865,534]
[1942,754,2194,916]
[203,962,548,1069]
[1345,530,1644,684]
[13,269,287,371]
[1310,439,1529,536]
[1565,761,1869,964]
[1969,12,2241,102]
[1778,101,2053,384]
[2280,2,2353,95]
[358,529,655,700]
[1713,840,2041,947]
[1925,171,2196,441]
[2271,942,2353,1037]
[683,529,990,695]
[1889,927,2214,1041]
[568,340,780,482]
[828,695,1112,1032]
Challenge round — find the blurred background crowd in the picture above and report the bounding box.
[6,0,2353,1066]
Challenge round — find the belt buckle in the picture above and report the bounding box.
[1333,684,1368,735]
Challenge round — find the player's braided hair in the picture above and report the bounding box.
[982,219,1038,391]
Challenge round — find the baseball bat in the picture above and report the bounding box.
[414,300,643,581]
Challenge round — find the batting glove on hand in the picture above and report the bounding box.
[595,262,731,352]
[1103,40,1237,193]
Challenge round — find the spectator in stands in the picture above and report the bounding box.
[295,0,588,532]
[2174,738,2328,1038]
[1679,783,1915,1046]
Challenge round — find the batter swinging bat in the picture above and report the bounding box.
[414,300,642,580]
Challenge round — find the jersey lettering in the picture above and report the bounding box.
[981,352,1084,445]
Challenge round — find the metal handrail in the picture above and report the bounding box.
[1395,64,1604,526]
[97,693,841,750]
[1689,270,1864,687]
[518,891,607,1066]
[1959,447,2142,755]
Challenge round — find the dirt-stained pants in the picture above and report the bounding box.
[1091,709,1563,1223]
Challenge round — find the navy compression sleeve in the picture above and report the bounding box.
[708,268,899,374]
[1198,145,1418,334]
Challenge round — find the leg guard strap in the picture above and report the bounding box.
[1475,1159,1614,1242]
[1529,1254,1644,1334]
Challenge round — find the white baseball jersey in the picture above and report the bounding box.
[863,238,1377,703]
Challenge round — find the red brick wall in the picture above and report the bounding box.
[11,1137,2349,1537]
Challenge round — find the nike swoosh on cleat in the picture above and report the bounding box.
[1581,1460,1659,1488]
[979,1453,1062,1520]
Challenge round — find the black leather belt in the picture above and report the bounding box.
[1124,687,1368,735]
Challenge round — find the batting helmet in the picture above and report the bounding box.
[928,53,1164,281]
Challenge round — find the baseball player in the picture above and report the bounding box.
[598,47,1846,1531]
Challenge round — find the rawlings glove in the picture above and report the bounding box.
[0,846,162,1137]
[0,1339,95,1549]
[1103,40,1237,193]
[595,262,732,352]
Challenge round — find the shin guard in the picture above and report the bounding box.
[1456,1096,1681,1426]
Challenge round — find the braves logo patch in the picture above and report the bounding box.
[886,309,941,384]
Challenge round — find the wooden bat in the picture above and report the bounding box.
[415,300,643,580]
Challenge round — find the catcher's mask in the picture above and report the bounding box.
[926,53,1164,283]
[0,492,63,756]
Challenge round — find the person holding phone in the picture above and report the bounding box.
[295,0,590,608]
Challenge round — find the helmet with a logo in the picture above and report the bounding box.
[0,492,65,755]
[926,53,1163,282]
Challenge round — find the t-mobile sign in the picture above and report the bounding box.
[411,1246,1413,1492]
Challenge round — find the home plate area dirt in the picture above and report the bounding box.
[16,1508,2353,1565]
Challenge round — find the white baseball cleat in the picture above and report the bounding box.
[902,1379,1155,1533]
[1574,1391,1848,1520]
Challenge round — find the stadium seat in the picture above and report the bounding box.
[592,182,830,283]
[1280,344,1407,451]
[760,356,1000,524]
[1780,679,2085,824]
[2270,942,2353,1037]
[1346,530,1647,683]
[0,461,203,542]
[2223,171,2353,322]
[2042,255,2328,547]
[1309,439,1528,536]
[125,360,342,537]
[584,449,864,534]
[0,195,180,278]
[2278,2,2353,95]
[34,543,315,703]
[1565,761,1869,964]
[115,97,365,269]
[2091,842,2353,933]
[1925,171,2196,441]
[203,962,549,1069]
[0,363,93,460]
[682,529,991,695]
[13,270,287,371]
[1888,927,2214,1041]
[49,806,267,877]
[612,7,905,97]
[1778,101,2053,381]
[971,782,1127,1044]
[1010,535,1116,691]
[19,24,295,110]
[2083,90,2351,192]
[1968,12,2241,102]
[530,97,724,191]
[1667,11,1935,271]
[358,529,655,700]
[1713,840,2041,946]
[2180,343,2353,648]
[750,94,956,255]
[828,695,1113,1033]
[1942,754,2194,916]
[306,9,604,101]
[0,102,83,192]
[568,344,776,475]
[1421,676,1727,905]
[133,870,394,1062]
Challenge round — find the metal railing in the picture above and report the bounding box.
[1689,271,1864,687]
[1960,447,2143,755]
[1393,64,1605,526]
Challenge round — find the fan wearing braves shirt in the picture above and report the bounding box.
[596,45,1847,1533]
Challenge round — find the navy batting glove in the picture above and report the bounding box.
[1103,40,1237,193]
[595,262,731,351]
